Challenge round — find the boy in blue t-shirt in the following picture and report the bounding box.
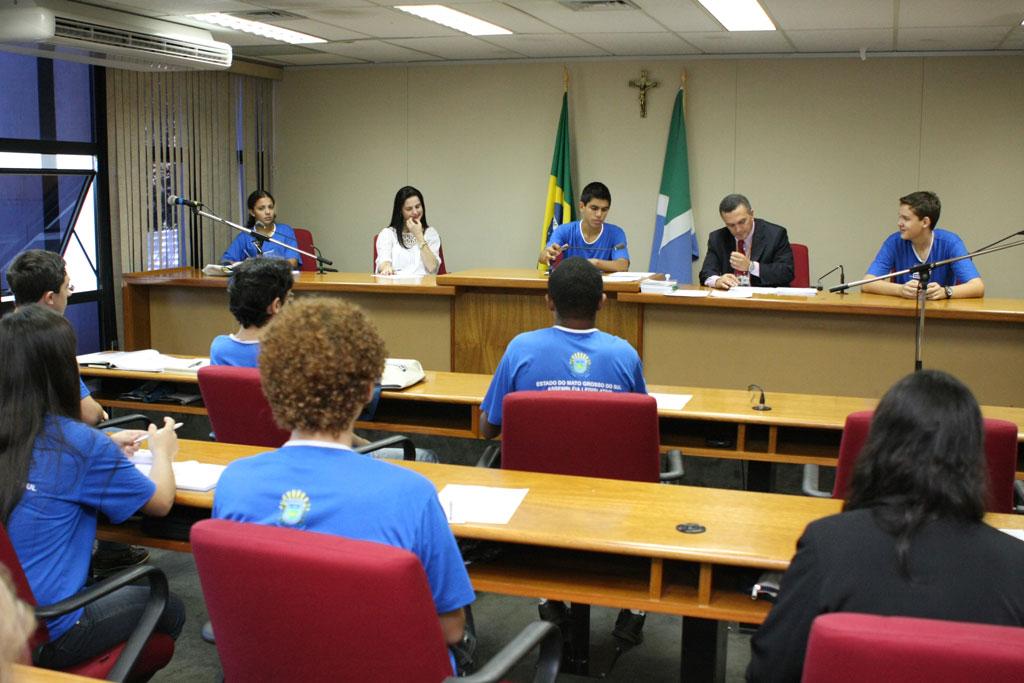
[209,258,293,367]
[538,181,630,273]
[213,298,473,673]
[862,191,984,300]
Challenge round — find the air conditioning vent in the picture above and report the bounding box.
[233,9,304,20]
[0,0,232,71]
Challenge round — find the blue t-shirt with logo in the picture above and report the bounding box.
[866,228,980,286]
[547,221,630,264]
[221,223,302,266]
[7,416,156,639]
[480,326,646,427]
[209,334,260,367]
[213,442,474,618]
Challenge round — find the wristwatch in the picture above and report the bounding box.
[944,286,953,299]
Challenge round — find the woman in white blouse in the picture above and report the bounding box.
[375,186,442,276]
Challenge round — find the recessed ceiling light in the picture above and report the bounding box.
[187,13,327,44]
[394,5,512,36]
[696,0,775,32]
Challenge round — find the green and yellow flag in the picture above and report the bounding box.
[538,92,575,271]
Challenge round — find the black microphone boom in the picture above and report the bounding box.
[167,194,202,209]
[816,264,845,291]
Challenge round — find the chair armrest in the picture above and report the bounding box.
[97,413,151,430]
[659,449,684,483]
[355,434,416,461]
[35,564,169,682]
[475,444,500,468]
[448,620,561,683]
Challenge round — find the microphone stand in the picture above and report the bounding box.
[829,234,1024,372]
[182,202,334,272]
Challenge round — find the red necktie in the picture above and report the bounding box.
[734,239,747,275]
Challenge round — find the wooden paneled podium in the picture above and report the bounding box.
[121,268,1024,405]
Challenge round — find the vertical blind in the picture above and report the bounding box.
[105,70,274,275]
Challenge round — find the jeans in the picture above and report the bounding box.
[35,586,185,669]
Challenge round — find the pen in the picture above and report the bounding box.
[133,422,184,444]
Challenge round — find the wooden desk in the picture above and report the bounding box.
[122,268,455,370]
[99,439,1024,681]
[84,368,1024,479]
[122,269,1024,405]
[436,268,643,375]
[12,664,97,682]
[623,288,1024,405]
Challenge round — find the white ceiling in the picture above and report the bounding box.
[91,0,1024,66]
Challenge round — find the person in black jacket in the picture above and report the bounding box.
[699,194,794,289]
[747,369,1024,683]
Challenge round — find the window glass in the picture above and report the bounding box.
[0,52,41,140]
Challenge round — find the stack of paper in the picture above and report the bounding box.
[78,350,209,373]
[603,271,653,282]
[709,287,754,299]
[650,393,693,411]
[640,279,677,294]
[130,451,226,492]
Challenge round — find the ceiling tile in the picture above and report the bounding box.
[503,0,664,33]
[786,28,894,53]
[301,6,462,37]
[263,18,369,41]
[632,0,720,32]
[481,33,610,58]
[897,27,1010,51]
[764,0,895,31]
[898,0,1024,28]
[581,32,700,55]
[387,36,526,59]
[1001,28,1024,48]
[272,52,367,64]
[233,44,321,56]
[315,39,439,61]
[100,0,257,13]
[441,2,562,34]
[679,30,793,53]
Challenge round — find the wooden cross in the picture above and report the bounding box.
[628,70,659,118]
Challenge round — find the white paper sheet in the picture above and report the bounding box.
[131,453,225,492]
[437,484,528,524]
[770,287,819,297]
[603,272,653,281]
[77,350,208,373]
[650,392,693,411]
[1000,529,1024,542]
[709,287,754,299]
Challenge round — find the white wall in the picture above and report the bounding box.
[274,55,1024,297]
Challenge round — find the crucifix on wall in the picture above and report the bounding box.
[628,70,659,118]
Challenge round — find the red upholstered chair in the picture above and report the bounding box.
[789,242,810,288]
[373,236,447,275]
[802,612,1024,683]
[197,365,289,447]
[192,519,560,683]
[500,391,662,482]
[293,227,317,272]
[831,411,1017,513]
[0,523,174,682]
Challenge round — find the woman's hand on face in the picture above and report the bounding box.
[405,217,424,240]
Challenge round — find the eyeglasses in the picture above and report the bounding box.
[66,283,75,293]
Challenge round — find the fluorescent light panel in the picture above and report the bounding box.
[394,5,511,36]
[697,0,775,32]
[187,13,326,44]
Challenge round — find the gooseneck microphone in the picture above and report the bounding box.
[816,264,845,291]
[167,195,202,209]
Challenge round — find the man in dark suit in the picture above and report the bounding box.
[698,194,794,289]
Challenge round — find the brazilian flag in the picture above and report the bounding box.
[538,92,575,272]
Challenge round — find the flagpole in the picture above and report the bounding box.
[563,65,569,93]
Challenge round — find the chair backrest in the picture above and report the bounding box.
[192,519,454,682]
[372,235,447,275]
[831,411,1017,513]
[293,228,317,272]
[197,365,290,447]
[0,524,49,649]
[501,391,660,482]
[789,242,810,287]
[803,612,1024,683]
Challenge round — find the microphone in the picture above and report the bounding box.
[748,384,771,412]
[816,264,845,291]
[167,195,202,209]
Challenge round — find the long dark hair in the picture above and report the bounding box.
[0,306,81,523]
[845,370,986,573]
[246,189,275,229]
[387,186,429,244]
